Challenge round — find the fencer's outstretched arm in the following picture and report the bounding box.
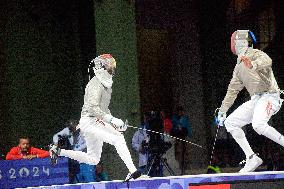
[220,65,244,113]
[250,50,272,71]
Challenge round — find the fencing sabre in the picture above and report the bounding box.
[124,120,203,149]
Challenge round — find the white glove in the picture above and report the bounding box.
[103,114,127,132]
[103,114,113,123]
[216,111,226,126]
[112,118,128,132]
[111,117,124,127]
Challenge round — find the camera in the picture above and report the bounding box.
[141,140,149,149]
[141,136,172,156]
[148,135,172,155]
[58,135,72,150]
[143,110,175,176]
[138,139,149,154]
[146,111,172,155]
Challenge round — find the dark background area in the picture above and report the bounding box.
[0,0,284,173]
[135,0,284,165]
[0,0,96,152]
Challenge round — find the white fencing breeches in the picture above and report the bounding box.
[224,93,284,158]
[60,116,137,174]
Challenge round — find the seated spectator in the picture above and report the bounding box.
[96,163,109,182]
[6,137,49,160]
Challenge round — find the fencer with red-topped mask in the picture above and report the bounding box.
[216,30,284,173]
[50,54,142,180]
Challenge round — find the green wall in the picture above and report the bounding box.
[0,0,87,154]
[94,0,141,179]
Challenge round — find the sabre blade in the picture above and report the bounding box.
[209,124,220,165]
[127,124,203,149]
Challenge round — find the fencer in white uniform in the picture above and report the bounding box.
[50,54,141,180]
[217,30,284,173]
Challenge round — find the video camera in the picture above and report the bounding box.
[58,135,72,150]
[144,111,172,156]
[148,134,172,155]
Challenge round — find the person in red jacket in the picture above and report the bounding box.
[6,137,49,160]
[161,111,173,134]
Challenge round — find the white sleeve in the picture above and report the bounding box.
[220,65,244,113]
[53,128,70,144]
[251,50,272,70]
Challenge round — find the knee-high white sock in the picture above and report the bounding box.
[60,149,98,165]
[114,137,137,173]
[263,125,284,147]
[230,128,255,159]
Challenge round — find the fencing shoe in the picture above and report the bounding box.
[124,170,142,182]
[239,154,263,173]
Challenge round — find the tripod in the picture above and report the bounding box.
[145,152,175,176]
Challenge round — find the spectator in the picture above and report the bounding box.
[6,137,49,160]
[53,119,86,151]
[160,110,181,176]
[53,119,95,183]
[172,106,192,138]
[132,113,150,174]
[96,163,109,182]
[75,163,96,183]
[161,110,173,135]
[172,106,191,174]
